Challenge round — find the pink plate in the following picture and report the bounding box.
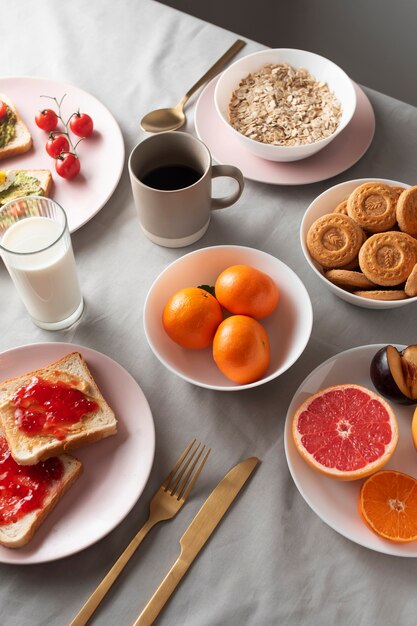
[0,77,125,232]
[0,342,155,564]
[194,76,375,185]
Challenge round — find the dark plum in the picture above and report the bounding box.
[401,345,417,399]
[370,345,416,405]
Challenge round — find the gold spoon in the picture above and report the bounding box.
[140,39,245,133]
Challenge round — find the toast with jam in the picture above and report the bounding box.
[0,433,82,548]
[0,94,32,161]
[0,352,117,465]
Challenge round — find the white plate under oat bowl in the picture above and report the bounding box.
[300,178,417,310]
[143,246,313,391]
[214,48,356,162]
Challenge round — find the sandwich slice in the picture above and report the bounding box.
[0,352,117,465]
[0,94,32,161]
[0,169,53,207]
[0,431,82,548]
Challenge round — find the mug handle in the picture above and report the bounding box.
[210,164,244,210]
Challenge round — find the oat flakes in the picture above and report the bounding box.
[228,63,342,146]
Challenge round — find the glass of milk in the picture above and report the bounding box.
[0,196,84,330]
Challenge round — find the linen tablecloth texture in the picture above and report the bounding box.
[1,1,417,625]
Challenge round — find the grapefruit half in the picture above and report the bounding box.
[292,384,398,480]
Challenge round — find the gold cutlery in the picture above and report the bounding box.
[133,456,260,626]
[69,439,210,626]
[140,39,246,133]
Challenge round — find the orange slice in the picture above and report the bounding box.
[359,470,417,542]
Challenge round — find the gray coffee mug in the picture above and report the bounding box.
[128,132,244,247]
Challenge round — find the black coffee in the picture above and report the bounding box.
[141,164,202,191]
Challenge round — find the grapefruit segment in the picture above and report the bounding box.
[292,384,398,480]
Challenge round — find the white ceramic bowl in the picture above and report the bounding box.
[300,177,416,309]
[214,48,356,163]
[144,245,313,391]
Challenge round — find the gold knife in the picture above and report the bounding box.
[132,456,260,626]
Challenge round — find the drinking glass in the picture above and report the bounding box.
[0,196,84,330]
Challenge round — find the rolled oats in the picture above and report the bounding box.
[228,63,342,146]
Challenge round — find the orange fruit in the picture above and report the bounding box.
[359,470,417,542]
[411,406,417,451]
[292,384,398,480]
[213,315,270,384]
[214,264,279,320]
[162,287,223,349]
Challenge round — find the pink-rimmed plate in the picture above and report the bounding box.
[0,342,155,564]
[283,343,417,557]
[0,77,124,232]
[194,76,375,185]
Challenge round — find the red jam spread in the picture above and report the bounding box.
[0,436,64,525]
[12,375,98,439]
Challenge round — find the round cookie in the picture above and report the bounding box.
[359,231,417,286]
[405,263,417,297]
[333,200,348,215]
[347,182,397,232]
[397,186,417,236]
[354,290,407,301]
[307,213,364,269]
[390,185,406,205]
[340,256,360,270]
[324,256,360,271]
[325,270,376,290]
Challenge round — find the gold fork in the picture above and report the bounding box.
[69,439,211,626]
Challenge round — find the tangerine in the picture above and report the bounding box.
[162,287,223,349]
[213,315,270,384]
[214,264,279,320]
[359,470,417,542]
[411,406,417,451]
[292,384,398,480]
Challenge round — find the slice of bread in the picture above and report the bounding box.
[0,94,32,161]
[0,169,53,207]
[0,450,82,548]
[0,352,117,465]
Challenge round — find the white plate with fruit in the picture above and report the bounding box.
[0,77,124,232]
[284,343,417,556]
[143,245,313,391]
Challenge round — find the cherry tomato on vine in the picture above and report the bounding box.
[0,101,7,119]
[69,112,94,138]
[55,153,80,180]
[45,134,70,159]
[35,109,58,132]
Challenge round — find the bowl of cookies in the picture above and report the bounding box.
[214,48,356,162]
[301,178,417,309]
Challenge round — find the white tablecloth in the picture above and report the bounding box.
[1,1,417,625]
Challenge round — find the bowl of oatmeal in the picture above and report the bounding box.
[214,48,356,162]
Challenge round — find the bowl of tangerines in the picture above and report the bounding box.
[143,245,313,390]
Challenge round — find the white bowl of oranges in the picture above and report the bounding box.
[143,245,313,390]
